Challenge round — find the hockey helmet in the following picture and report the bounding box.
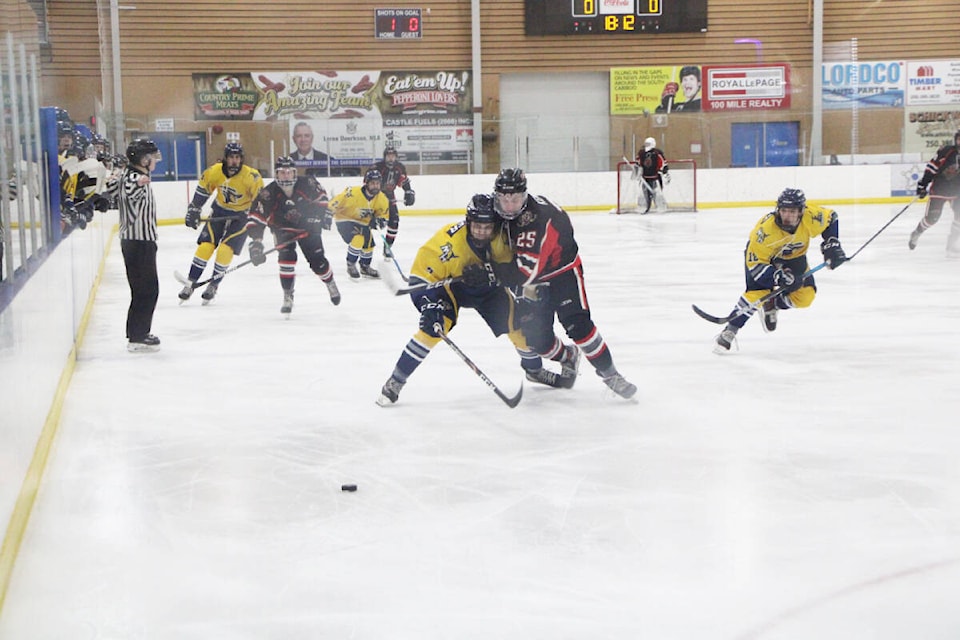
[274,156,297,189]
[222,142,244,177]
[774,188,806,233]
[644,137,656,151]
[364,168,382,196]
[126,138,160,167]
[493,168,528,220]
[466,193,498,243]
[383,147,398,166]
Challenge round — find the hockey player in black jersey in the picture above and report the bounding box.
[372,147,415,257]
[492,168,637,400]
[246,156,340,314]
[909,129,960,255]
[377,194,572,406]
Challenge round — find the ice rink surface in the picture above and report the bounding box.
[2,203,960,639]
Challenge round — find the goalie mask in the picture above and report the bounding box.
[644,137,656,151]
[222,142,244,177]
[274,156,297,190]
[363,168,382,197]
[465,193,498,245]
[775,188,806,233]
[493,168,528,220]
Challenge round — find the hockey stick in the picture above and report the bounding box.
[391,276,464,297]
[380,233,409,282]
[691,262,828,324]
[198,212,247,223]
[692,197,920,324]
[435,324,523,408]
[174,232,307,290]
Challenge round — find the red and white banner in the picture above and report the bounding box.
[702,64,791,111]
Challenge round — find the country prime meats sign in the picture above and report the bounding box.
[702,64,791,111]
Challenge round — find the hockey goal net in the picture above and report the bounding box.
[615,158,697,214]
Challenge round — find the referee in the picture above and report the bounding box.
[118,139,162,352]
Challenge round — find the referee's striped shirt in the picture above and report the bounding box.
[118,167,158,242]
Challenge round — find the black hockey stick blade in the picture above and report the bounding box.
[437,327,523,408]
[497,381,523,408]
[691,304,732,324]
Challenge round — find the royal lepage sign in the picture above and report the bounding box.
[703,64,791,111]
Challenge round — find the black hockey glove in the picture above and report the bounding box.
[403,189,415,206]
[419,299,446,337]
[302,217,326,235]
[773,267,803,293]
[92,194,111,212]
[916,183,928,198]
[185,204,201,229]
[373,216,387,230]
[462,263,493,288]
[820,237,847,269]
[249,240,266,266]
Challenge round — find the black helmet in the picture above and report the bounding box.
[775,188,806,232]
[494,168,527,194]
[383,147,398,166]
[222,142,244,176]
[126,138,159,167]
[274,156,297,188]
[466,193,497,225]
[364,168,382,184]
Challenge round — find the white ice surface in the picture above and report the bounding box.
[2,204,960,639]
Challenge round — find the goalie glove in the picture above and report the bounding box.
[248,240,266,266]
[403,189,416,206]
[185,204,201,229]
[820,237,847,269]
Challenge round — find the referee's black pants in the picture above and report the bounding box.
[121,239,158,341]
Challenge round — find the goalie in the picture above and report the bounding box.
[634,137,670,214]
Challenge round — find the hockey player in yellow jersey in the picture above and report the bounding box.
[377,193,574,406]
[714,188,847,353]
[178,142,264,304]
[328,168,390,279]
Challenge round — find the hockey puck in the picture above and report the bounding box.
[341,484,358,492]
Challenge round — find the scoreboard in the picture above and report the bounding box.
[525,0,707,35]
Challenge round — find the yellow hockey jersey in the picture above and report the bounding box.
[411,220,513,285]
[329,185,390,227]
[193,164,264,213]
[745,203,837,270]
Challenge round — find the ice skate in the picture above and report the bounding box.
[326,278,341,305]
[601,372,638,400]
[346,262,360,279]
[908,228,922,250]
[761,299,778,333]
[525,367,564,388]
[714,326,739,354]
[360,264,380,279]
[201,281,219,304]
[281,290,294,315]
[377,376,405,406]
[178,282,195,303]
[127,334,161,353]
[558,344,581,388]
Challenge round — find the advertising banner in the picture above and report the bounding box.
[904,107,960,153]
[821,61,905,109]
[193,69,473,169]
[610,65,702,115]
[702,64,791,111]
[906,60,960,106]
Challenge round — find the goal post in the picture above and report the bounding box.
[615,158,697,214]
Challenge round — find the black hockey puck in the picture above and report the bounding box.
[341,484,358,492]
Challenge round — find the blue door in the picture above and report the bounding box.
[150,132,206,181]
[731,122,800,167]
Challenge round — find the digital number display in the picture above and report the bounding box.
[375,8,422,40]
[525,0,707,35]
